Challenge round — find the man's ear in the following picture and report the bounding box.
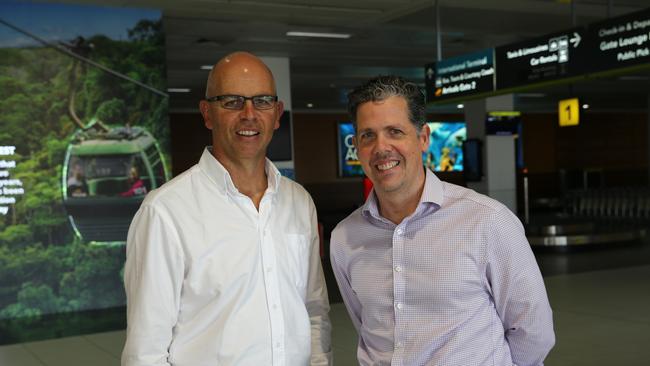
[274,100,284,130]
[419,123,430,152]
[199,100,213,130]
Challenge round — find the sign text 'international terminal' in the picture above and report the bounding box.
[425,49,495,102]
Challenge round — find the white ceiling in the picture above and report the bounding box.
[36,0,650,112]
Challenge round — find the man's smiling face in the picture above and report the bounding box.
[354,95,429,197]
[200,54,283,165]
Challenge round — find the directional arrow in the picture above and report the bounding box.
[426,68,434,79]
[570,32,581,48]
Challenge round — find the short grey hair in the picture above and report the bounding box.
[347,75,426,132]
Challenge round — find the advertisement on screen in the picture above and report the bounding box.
[0,1,168,323]
[337,122,364,177]
[423,122,466,172]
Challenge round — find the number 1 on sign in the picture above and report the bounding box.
[558,98,579,127]
[565,104,571,120]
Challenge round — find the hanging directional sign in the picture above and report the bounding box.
[424,48,495,102]
[586,7,650,73]
[495,27,588,90]
[425,7,650,104]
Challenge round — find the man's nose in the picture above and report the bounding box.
[373,133,391,153]
[240,99,256,118]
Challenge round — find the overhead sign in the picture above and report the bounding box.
[586,7,650,73]
[558,98,580,127]
[495,27,587,90]
[425,7,650,104]
[424,48,495,102]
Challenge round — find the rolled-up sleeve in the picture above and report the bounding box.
[486,207,555,366]
[121,205,185,366]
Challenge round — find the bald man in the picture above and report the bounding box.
[122,52,331,366]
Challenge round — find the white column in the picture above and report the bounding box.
[486,135,517,212]
[464,95,518,213]
[261,56,292,111]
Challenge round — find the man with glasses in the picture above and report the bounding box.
[122,52,331,366]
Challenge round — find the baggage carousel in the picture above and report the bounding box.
[526,221,647,247]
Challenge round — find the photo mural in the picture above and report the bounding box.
[0,1,169,330]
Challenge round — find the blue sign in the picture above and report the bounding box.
[425,48,495,102]
[337,122,364,177]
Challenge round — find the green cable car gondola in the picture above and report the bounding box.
[62,123,170,244]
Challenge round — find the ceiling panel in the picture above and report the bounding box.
[28,0,650,112]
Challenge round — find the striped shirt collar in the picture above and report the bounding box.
[362,168,443,224]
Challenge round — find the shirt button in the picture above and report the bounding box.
[272,304,278,309]
[396,228,403,235]
[395,302,403,310]
[394,265,402,272]
[396,342,403,349]
[266,267,272,273]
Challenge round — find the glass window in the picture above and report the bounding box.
[67,154,147,197]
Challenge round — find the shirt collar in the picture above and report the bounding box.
[198,147,281,197]
[362,168,443,222]
[421,168,444,206]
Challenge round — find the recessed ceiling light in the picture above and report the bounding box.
[167,88,191,93]
[307,103,314,108]
[456,104,464,109]
[582,104,589,109]
[286,31,351,39]
[200,65,213,70]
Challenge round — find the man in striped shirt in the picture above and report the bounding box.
[330,75,554,366]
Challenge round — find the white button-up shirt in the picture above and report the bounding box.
[122,148,331,366]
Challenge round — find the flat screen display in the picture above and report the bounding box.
[423,122,466,172]
[267,111,292,161]
[463,138,482,181]
[337,122,364,177]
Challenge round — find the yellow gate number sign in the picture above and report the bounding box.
[558,98,579,127]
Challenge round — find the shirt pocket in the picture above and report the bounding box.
[284,233,310,291]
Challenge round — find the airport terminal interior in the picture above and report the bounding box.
[1,0,650,365]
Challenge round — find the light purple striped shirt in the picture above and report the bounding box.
[330,169,554,366]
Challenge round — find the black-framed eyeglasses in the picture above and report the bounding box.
[205,94,278,110]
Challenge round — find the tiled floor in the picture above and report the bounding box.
[543,265,650,366]
[2,263,650,365]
